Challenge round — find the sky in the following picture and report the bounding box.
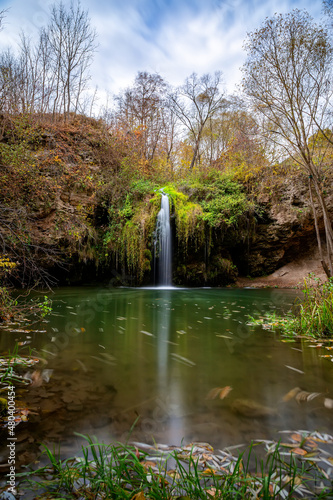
[0,0,325,100]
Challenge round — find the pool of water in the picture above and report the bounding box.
[1,286,333,465]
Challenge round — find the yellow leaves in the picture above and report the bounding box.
[206,386,232,400]
[131,492,146,500]
[0,256,17,270]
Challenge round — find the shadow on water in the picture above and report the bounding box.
[1,286,333,466]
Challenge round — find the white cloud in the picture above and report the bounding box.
[0,0,326,100]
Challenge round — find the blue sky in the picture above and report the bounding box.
[0,0,325,98]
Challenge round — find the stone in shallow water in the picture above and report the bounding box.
[231,399,277,418]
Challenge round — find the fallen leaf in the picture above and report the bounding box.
[282,387,302,402]
[291,448,307,456]
[30,371,43,388]
[295,391,321,404]
[219,386,233,400]
[131,491,146,500]
[206,386,232,400]
[304,438,318,449]
[324,398,333,409]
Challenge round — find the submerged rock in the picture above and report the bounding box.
[231,398,277,418]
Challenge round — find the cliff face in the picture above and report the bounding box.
[1,115,331,288]
[249,181,331,271]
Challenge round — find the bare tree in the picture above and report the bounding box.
[242,9,333,278]
[115,72,168,162]
[46,1,97,120]
[169,72,226,170]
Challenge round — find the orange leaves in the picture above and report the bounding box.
[206,386,232,400]
[282,386,321,404]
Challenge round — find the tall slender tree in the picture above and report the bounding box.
[169,72,226,170]
[46,1,97,120]
[242,9,333,277]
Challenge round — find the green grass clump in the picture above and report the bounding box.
[17,436,332,499]
[249,276,333,338]
[297,276,333,336]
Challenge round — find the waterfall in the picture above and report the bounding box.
[154,192,172,286]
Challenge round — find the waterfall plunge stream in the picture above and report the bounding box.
[154,192,172,286]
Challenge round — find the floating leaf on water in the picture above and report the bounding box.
[282,387,302,402]
[24,369,53,387]
[290,447,307,456]
[140,330,154,337]
[41,369,53,383]
[206,387,222,400]
[304,438,318,449]
[75,359,87,372]
[90,355,116,366]
[285,365,304,374]
[219,386,233,400]
[171,353,195,366]
[295,391,321,404]
[324,398,333,409]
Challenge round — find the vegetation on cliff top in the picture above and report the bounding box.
[0,1,332,298]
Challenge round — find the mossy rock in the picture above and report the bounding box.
[207,256,238,285]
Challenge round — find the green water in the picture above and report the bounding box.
[1,286,333,460]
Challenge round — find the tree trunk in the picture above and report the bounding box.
[309,177,331,279]
[189,134,201,171]
[311,175,333,277]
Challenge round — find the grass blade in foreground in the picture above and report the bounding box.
[16,432,333,499]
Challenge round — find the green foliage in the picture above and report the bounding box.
[163,185,205,251]
[130,178,158,199]
[119,192,160,280]
[118,194,134,219]
[186,171,254,229]
[200,191,250,227]
[296,277,333,337]
[0,286,14,322]
[18,435,332,498]
[251,276,333,338]
[38,296,53,317]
